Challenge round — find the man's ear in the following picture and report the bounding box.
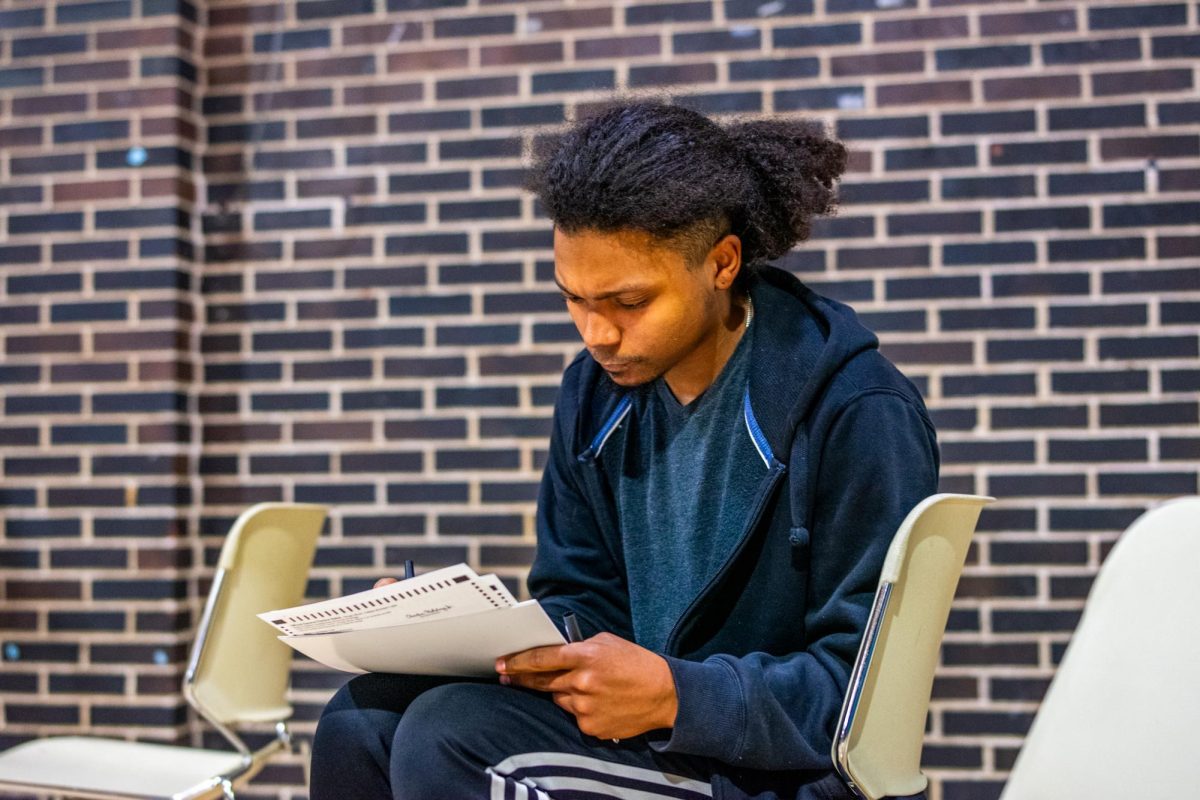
[710,234,742,291]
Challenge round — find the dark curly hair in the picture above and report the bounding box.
[526,101,847,289]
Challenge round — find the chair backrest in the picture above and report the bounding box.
[1000,496,1200,800]
[833,493,993,800]
[184,503,327,733]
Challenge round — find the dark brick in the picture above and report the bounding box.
[837,116,928,141]
[774,86,865,111]
[626,2,710,25]
[1049,437,1148,462]
[996,206,1090,232]
[1100,401,1197,427]
[1052,369,1148,394]
[387,482,469,504]
[1050,303,1147,328]
[1100,335,1197,360]
[936,44,1030,71]
[941,440,1035,464]
[1049,236,1145,262]
[988,337,1084,362]
[532,69,615,94]
[433,14,514,37]
[1043,37,1141,65]
[482,104,564,128]
[944,241,1037,266]
[253,28,330,51]
[341,451,421,473]
[827,0,915,11]
[990,139,1088,166]
[386,233,469,256]
[886,144,975,171]
[1153,34,1200,59]
[1159,101,1200,125]
[389,109,471,133]
[774,22,860,49]
[13,34,88,58]
[1099,471,1197,496]
[342,389,423,411]
[989,472,1087,497]
[941,307,1036,331]
[1163,369,1200,392]
[437,514,523,536]
[1048,170,1144,195]
[1089,3,1186,30]
[886,275,978,300]
[839,179,928,204]
[1104,201,1200,228]
[993,402,1089,429]
[1103,267,1200,293]
[1162,437,1200,461]
[729,56,818,82]
[942,110,1035,135]
[942,373,1037,398]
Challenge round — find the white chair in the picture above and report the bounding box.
[833,493,994,800]
[0,503,327,800]
[1000,496,1200,799]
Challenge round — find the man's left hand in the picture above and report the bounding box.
[496,632,678,740]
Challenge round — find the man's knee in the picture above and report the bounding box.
[390,683,518,794]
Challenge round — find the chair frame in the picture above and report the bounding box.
[832,493,993,800]
[0,502,326,800]
[178,564,294,799]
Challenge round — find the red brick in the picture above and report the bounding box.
[343,21,424,46]
[981,9,1078,37]
[831,51,925,77]
[53,180,131,203]
[481,42,565,67]
[527,7,613,32]
[875,15,969,42]
[12,93,89,116]
[984,74,1082,101]
[576,35,661,60]
[387,48,470,73]
[879,79,973,106]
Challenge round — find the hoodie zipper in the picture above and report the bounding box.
[662,459,787,657]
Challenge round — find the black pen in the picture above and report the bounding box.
[403,559,415,580]
[563,612,583,643]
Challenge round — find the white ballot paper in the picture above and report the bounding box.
[259,564,566,677]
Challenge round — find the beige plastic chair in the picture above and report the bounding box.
[833,493,993,800]
[1000,496,1200,799]
[0,503,327,800]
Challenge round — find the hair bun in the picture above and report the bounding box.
[724,118,848,262]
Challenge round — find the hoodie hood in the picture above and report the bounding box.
[746,266,882,460]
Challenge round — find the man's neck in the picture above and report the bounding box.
[663,293,750,405]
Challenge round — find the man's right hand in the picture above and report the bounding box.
[374,577,398,589]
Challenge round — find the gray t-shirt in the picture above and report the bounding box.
[608,324,770,653]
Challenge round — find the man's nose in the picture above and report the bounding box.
[580,311,620,349]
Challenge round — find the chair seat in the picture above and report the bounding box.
[0,736,250,800]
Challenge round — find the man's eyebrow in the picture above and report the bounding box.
[553,276,652,300]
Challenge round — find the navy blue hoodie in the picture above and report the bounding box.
[528,266,939,799]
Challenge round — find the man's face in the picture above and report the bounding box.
[553,227,730,389]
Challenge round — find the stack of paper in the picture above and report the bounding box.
[259,564,565,676]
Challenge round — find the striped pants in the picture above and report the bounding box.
[310,672,715,800]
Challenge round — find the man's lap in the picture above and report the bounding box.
[312,672,714,799]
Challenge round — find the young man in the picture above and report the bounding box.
[311,102,939,799]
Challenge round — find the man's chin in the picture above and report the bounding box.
[602,364,654,386]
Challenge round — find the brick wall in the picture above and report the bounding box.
[1,0,1197,797]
